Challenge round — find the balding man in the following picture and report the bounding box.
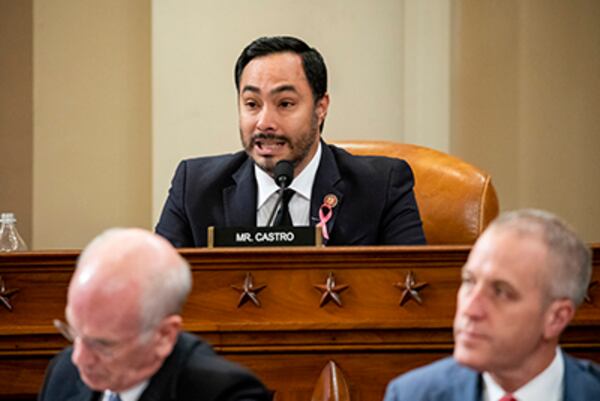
[39,228,270,401]
[384,209,600,401]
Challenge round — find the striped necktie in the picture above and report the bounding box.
[107,392,122,401]
[273,189,295,226]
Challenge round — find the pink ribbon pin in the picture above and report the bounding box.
[317,205,332,240]
[317,194,338,240]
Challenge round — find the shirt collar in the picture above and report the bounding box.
[483,348,564,401]
[105,380,149,401]
[255,142,322,208]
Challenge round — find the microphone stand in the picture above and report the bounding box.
[266,160,294,227]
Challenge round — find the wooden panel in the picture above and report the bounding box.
[0,245,599,401]
[228,351,448,401]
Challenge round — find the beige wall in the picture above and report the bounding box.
[32,0,151,248]
[0,0,33,245]
[403,0,451,148]
[452,0,600,241]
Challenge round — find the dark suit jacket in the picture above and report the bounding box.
[383,353,600,401]
[156,142,426,247]
[38,332,270,401]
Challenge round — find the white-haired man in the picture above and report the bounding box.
[384,209,600,400]
[39,228,270,401]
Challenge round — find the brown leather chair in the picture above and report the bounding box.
[332,140,499,244]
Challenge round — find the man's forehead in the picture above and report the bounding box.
[77,233,174,276]
[240,52,307,86]
[67,275,143,332]
[464,227,549,279]
[468,229,546,269]
[241,84,300,96]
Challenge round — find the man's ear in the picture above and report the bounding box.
[154,315,182,359]
[543,299,575,340]
[315,93,330,129]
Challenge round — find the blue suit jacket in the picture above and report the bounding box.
[155,142,426,247]
[383,353,600,401]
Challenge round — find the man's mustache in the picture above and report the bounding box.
[250,133,291,145]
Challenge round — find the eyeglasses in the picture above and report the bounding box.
[53,319,145,358]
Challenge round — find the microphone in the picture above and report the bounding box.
[273,160,294,188]
[266,160,294,226]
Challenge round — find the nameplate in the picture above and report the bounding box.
[207,226,322,248]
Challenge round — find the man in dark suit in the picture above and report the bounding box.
[384,209,600,401]
[38,228,270,401]
[155,36,425,247]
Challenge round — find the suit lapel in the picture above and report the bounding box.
[139,333,217,401]
[443,363,482,401]
[138,334,193,401]
[564,352,576,401]
[66,380,100,401]
[223,158,257,227]
[460,372,482,401]
[562,350,597,401]
[222,145,345,234]
[310,143,343,243]
[139,377,172,401]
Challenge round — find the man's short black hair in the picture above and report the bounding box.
[234,36,328,103]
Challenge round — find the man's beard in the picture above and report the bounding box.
[241,111,319,176]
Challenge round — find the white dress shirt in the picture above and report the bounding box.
[102,381,148,401]
[256,143,322,226]
[482,348,564,401]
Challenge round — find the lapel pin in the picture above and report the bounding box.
[323,193,338,208]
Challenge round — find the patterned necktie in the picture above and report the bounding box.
[107,392,122,401]
[499,395,517,401]
[273,189,295,226]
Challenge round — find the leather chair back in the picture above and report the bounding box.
[332,140,499,244]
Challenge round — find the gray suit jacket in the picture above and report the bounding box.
[383,352,600,401]
[156,141,426,247]
[38,332,271,401]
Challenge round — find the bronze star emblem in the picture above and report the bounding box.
[394,271,428,306]
[231,272,267,307]
[0,276,19,312]
[313,272,349,307]
[585,280,598,304]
